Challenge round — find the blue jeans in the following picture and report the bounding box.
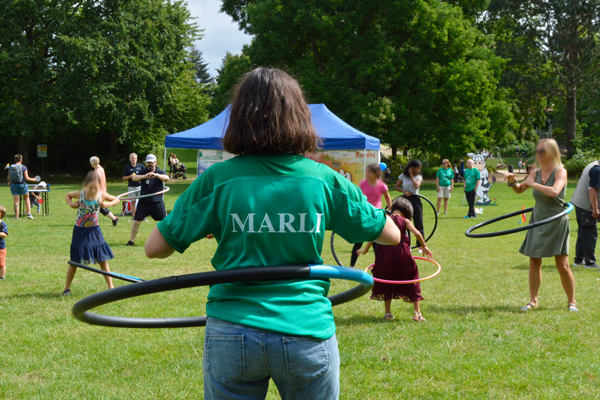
[203,318,340,400]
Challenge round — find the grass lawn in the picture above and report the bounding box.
[1,177,599,399]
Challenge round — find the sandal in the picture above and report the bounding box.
[568,303,579,312]
[382,313,395,321]
[412,312,426,322]
[520,302,537,311]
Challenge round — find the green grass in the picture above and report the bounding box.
[1,178,600,399]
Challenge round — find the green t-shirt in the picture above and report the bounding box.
[157,154,386,340]
[464,168,481,192]
[436,167,454,187]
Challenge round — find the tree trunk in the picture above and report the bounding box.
[18,135,29,164]
[108,130,118,157]
[566,86,577,158]
[391,145,398,160]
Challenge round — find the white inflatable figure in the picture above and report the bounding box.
[467,152,497,205]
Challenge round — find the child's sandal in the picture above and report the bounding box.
[382,313,395,321]
[412,313,425,322]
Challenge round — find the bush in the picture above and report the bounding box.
[565,150,598,176]
[500,141,537,158]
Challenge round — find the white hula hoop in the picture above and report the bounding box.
[117,186,170,201]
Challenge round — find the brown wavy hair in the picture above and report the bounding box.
[223,68,318,155]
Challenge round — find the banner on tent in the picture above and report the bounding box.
[197,150,235,174]
[197,149,378,185]
[306,150,379,185]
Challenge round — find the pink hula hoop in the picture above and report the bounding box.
[365,257,441,284]
[117,186,170,201]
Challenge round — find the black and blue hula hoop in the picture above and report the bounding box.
[68,261,144,283]
[465,203,574,238]
[330,193,438,266]
[72,265,373,329]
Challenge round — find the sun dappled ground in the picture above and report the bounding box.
[1,178,599,399]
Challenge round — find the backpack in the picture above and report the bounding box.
[9,164,24,183]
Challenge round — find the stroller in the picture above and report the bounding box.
[171,162,187,180]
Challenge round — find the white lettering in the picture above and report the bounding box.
[231,213,256,233]
[278,213,296,233]
[314,213,324,233]
[298,213,314,233]
[258,214,276,233]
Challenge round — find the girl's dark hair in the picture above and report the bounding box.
[366,163,382,179]
[84,170,101,186]
[403,159,422,178]
[391,197,413,219]
[223,68,318,155]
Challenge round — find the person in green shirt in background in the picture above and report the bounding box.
[144,68,401,400]
[463,159,481,218]
[436,159,454,215]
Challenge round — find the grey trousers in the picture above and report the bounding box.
[575,206,598,265]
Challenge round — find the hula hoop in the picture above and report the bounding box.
[117,186,170,201]
[365,257,441,284]
[330,194,438,266]
[465,203,573,238]
[68,261,144,283]
[72,265,373,328]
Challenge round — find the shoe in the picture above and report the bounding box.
[568,303,579,312]
[573,261,585,267]
[126,241,134,246]
[27,214,34,220]
[436,212,440,216]
[418,248,423,254]
[584,263,600,269]
[62,289,72,296]
[112,217,119,227]
[0,277,5,280]
[444,212,448,215]
[464,215,470,219]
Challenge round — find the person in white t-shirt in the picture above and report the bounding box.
[395,159,424,248]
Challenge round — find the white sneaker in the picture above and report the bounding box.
[27,214,34,220]
[436,212,439,216]
[584,263,600,269]
[418,248,423,254]
[573,261,585,267]
[444,212,448,215]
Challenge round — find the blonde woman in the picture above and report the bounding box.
[506,139,577,312]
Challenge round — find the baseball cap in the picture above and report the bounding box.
[145,154,157,163]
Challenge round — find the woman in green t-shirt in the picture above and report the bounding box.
[144,68,401,399]
[436,159,454,215]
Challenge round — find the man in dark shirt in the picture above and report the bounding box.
[126,154,169,246]
[122,153,145,217]
[570,159,600,268]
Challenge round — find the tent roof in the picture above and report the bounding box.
[164,104,380,151]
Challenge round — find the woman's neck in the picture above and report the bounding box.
[367,178,378,185]
[539,163,557,173]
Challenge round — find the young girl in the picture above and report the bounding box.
[358,197,433,321]
[62,171,120,296]
[0,205,7,280]
[395,159,424,249]
[351,163,392,267]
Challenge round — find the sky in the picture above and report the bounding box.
[186,0,252,77]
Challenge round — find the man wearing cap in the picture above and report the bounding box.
[126,154,169,246]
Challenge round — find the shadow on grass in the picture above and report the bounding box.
[511,264,562,271]
[3,292,60,300]
[425,304,517,315]
[335,314,387,326]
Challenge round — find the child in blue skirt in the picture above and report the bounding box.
[62,171,120,296]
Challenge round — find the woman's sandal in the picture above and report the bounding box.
[568,303,579,312]
[520,303,537,311]
[412,313,426,322]
[383,313,395,321]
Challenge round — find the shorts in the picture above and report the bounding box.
[128,186,141,194]
[437,186,451,198]
[10,183,28,196]
[0,248,6,268]
[99,207,110,216]
[134,201,167,222]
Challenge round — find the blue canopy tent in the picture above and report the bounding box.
[164,104,380,182]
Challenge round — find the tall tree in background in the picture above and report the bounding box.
[189,45,212,84]
[208,51,253,116]
[0,0,209,171]
[485,0,600,156]
[221,0,515,160]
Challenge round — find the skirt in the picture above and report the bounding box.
[70,225,114,265]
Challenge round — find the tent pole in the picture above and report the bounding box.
[164,148,167,172]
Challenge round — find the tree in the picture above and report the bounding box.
[189,45,211,84]
[0,0,208,172]
[208,50,253,116]
[221,0,515,160]
[484,0,600,156]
